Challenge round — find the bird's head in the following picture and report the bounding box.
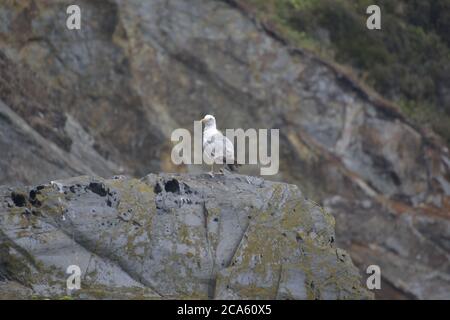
[200,114,216,127]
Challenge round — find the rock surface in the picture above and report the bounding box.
[0,173,370,299]
[0,0,449,299]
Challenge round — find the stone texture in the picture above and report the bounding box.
[0,173,371,299]
[0,0,449,299]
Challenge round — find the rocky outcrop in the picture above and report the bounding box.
[0,0,449,299]
[0,173,371,299]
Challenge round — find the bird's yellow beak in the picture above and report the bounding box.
[200,118,205,123]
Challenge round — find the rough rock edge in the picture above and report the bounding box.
[0,173,373,300]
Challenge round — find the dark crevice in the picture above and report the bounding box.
[154,183,162,194]
[11,192,27,207]
[164,179,180,193]
[87,182,108,197]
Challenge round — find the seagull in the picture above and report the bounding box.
[200,115,238,175]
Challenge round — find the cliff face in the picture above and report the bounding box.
[0,0,449,299]
[0,173,371,299]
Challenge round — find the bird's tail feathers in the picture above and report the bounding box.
[224,159,241,172]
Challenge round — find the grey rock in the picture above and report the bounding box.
[0,173,371,299]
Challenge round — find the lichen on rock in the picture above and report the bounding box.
[0,173,372,299]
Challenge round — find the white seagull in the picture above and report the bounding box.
[200,114,238,175]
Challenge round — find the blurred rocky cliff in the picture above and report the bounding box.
[0,0,449,299]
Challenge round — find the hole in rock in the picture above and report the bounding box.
[29,191,42,207]
[164,179,180,193]
[29,190,36,200]
[11,192,26,207]
[87,182,108,197]
[154,183,162,194]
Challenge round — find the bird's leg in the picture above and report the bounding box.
[218,157,226,175]
[208,163,214,177]
[219,164,227,175]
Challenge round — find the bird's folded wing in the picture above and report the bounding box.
[205,132,235,160]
